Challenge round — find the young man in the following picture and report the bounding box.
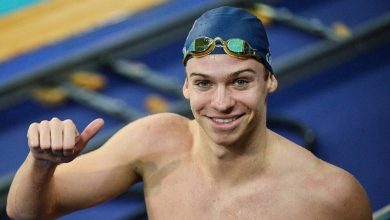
[7,6,372,220]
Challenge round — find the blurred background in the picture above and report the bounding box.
[0,0,389,219]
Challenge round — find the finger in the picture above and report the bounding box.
[63,119,77,156]
[38,120,51,151]
[27,123,40,150]
[50,117,63,156]
[76,118,104,151]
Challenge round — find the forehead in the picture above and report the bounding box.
[185,54,264,77]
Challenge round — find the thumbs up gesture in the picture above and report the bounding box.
[27,117,104,164]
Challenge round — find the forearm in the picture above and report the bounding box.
[7,153,58,220]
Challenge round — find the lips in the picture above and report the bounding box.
[211,117,238,123]
[207,114,244,126]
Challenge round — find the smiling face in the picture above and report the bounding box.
[183,55,277,147]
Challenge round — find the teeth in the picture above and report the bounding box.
[213,118,235,123]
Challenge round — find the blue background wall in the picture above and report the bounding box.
[0,0,389,219]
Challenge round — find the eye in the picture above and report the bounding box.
[194,80,212,89]
[233,78,249,89]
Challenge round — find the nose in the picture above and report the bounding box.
[210,86,234,112]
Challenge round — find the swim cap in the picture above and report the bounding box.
[183,6,273,73]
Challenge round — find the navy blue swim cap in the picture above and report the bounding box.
[183,6,273,73]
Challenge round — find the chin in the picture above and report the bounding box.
[207,130,242,147]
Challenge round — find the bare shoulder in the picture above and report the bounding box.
[270,131,372,219]
[114,112,192,152]
[313,161,373,220]
[123,112,192,142]
[109,112,193,165]
[121,112,190,132]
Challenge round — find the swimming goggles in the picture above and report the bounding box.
[182,37,263,65]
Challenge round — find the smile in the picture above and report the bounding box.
[212,117,236,123]
[209,114,244,124]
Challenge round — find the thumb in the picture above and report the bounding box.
[75,118,104,151]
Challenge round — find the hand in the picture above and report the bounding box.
[27,117,104,164]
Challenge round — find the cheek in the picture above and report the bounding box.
[189,93,209,112]
[234,92,264,109]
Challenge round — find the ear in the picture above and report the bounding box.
[266,74,278,93]
[183,77,190,99]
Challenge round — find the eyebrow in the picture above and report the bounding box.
[188,68,256,79]
[227,68,256,79]
[188,72,209,78]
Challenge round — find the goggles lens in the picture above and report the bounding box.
[227,38,246,53]
[183,37,260,64]
[191,37,213,52]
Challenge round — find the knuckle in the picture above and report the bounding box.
[63,144,75,150]
[51,143,63,150]
[63,119,74,124]
[50,119,62,129]
[51,117,60,121]
[64,120,78,134]
[40,143,51,149]
[27,124,38,137]
[39,121,49,130]
[29,122,38,129]
[29,141,40,149]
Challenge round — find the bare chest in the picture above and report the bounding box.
[142,164,323,220]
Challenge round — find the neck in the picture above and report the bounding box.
[193,120,271,186]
